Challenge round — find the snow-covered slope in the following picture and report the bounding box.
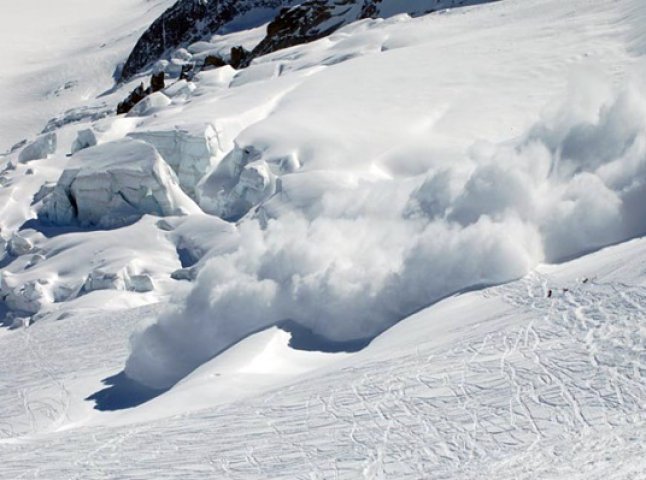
[0,0,645,477]
[1,234,644,478]
[0,0,175,151]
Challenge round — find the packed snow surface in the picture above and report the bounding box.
[0,0,645,478]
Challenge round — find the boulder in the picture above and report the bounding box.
[179,63,195,81]
[229,46,252,69]
[202,54,227,70]
[117,83,147,115]
[150,71,166,92]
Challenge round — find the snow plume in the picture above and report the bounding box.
[126,77,646,389]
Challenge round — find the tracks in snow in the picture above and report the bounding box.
[0,273,644,478]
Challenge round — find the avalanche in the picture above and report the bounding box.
[0,0,645,478]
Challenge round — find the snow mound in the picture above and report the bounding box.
[163,80,196,98]
[70,128,98,154]
[83,269,155,294]
[128,124,222,199]
[127,78,646,389]
[7,233,34,257]
[39,139,198,228]
[18,133,57,162]
[127,92,171,117]
[198,144,277,220]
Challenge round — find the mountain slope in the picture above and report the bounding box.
[119,0,495,79]
[119,0,298,80]
[0,0,644,477]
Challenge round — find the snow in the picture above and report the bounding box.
[124,0,646,389]
[128,123,222,199]
[39,138,199,228]
[0,0,175,151]
[70,128,98,155]
[0,0,644,477]
[18,133,57,163]
[1,236,645,478]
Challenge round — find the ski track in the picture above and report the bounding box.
[0,272,643,478]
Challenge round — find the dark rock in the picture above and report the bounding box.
[250,0,341,60]
[249,0,496,64]
[179,63,195,81]
[120,0,297,81]
[117,83,147,115]
[151,71,165,92]
[120,0,496,81]
[229,46,252,69]
[202,54,227,70]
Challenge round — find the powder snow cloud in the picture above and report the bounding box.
[126,76,646,389]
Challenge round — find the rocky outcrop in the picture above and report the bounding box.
[250,0,494,62]
[248,0,350,63]
[120,1,494,81]
[116,83,147,115]
[151,71,166,92]
[119,0,298,81]
[203,54,227,70]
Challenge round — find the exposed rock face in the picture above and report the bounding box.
[250,0,494,62]
[119,0,298,81]
[120,1,495,82]
[249,0,349,62]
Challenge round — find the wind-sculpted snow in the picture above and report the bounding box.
[126,78,646,389]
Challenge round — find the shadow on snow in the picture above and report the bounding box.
[86,372,167,411]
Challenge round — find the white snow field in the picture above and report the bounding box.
[0,0,645,478]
